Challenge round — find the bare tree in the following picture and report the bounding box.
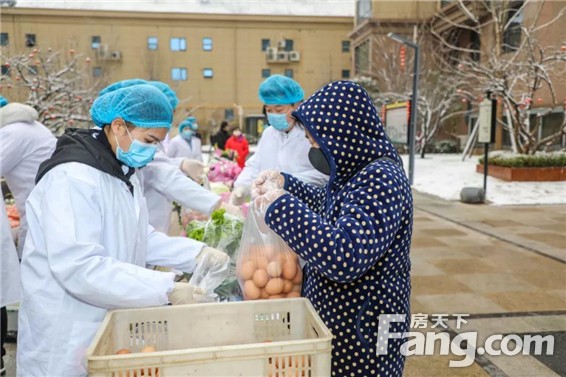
[431,0,566,154]
[0,48,105,135]
[355,26,468,157]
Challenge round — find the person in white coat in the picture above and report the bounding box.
[167,116,203,161]
[230,75,328,205]
[0,101,57,257]
[16,84,229,377]
[98,80,240,234]
[1,190,20,376]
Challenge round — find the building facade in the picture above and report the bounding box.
[0,7,353,140]
[350,0,566,149]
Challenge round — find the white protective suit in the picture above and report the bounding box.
[167,134,203,161]
[143,151,220,233]
[17,160,205,376]
[234,125,328,188]
[0,197,20,308]
[0,103,56,256]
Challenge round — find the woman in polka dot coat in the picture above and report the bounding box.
[259,81,413,376]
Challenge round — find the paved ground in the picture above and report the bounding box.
[404,192,566,377]
[4,191,565,376]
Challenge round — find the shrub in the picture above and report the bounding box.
[479,152,566,168]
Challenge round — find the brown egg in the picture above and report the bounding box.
[266,261,282,278]
[257,256,269,270]
[115,348,131,355]
[282,261,297,280]
[253,269,269,288]
[287,291,301,298]
[265,278,284,295]
[239,260,256,280]
[244,280,261,300]
[292,267,303,284]
[260,288,269,299]
[291,284,302,292]
[283,279,293,293]
[267,294,284,299]
[141,345,156,353]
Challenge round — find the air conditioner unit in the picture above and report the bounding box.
[277,40,286,49]
[277,51,289,61]
[110,51,122,61]
[266,47,278,62]
[289,51,301,62]
[96,44,111,60]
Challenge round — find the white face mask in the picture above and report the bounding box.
[233,131,242,137]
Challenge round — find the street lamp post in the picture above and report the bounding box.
[387,32,420,186]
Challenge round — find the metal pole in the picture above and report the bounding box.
[408,45,420,186]
[483,143,488,193]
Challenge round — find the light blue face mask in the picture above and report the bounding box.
[267,112,290,131]
[115,127,157,168]
[181,129,194,141]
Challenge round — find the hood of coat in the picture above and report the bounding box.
[292,80,401,187]
[0,103,39,128]
[36,128,134,193]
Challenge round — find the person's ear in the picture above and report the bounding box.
[110,118,126,136]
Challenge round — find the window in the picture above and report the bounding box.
[356,0,372,23]
[0,33,8,46]
[92,67,102,77]
[440,0,456,7]
[470,31,480,62]
[28,65,38,75]
[261,68,271,78]
[342,40,350,53]
[170,37,186,52]
[202,37,212,51]
[261,39,270,52]
[354,39,370,74]
[342,69,350,79]
[503,3,523,53]
[171,67,187,81]
[1,64,10,76]
[147,37,158,50]
[284,39,294,52]
[284,69,294,79]
[91,36,101,49]
[203,68,213,78]
[225,108,234,121]
[25,34,36,47]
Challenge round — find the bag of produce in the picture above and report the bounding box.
[184,209,244,301]
[236,204,302,300]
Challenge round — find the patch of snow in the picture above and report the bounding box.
[401,154,566,206]
[15,0,355,17]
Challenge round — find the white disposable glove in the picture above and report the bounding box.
[230,185,251,206]
[181,159,206,184]
[254,188,286,212]
[218,201,244,219]
[252,170,284,198]
[168,282,206,305]
[196,246,231,270]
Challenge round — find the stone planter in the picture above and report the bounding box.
[476,164,566,181]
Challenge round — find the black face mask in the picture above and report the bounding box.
[308,147,331,175]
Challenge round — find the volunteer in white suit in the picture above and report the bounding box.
[167,117,203,161]
[0,100,57,256]
[1,189,20,376]
[230,75,328,205]
[17,84,229,377]
[98,80,240,234]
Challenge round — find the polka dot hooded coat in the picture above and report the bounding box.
[265,81,413,376]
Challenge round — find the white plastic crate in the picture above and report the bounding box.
[87,298,332,377]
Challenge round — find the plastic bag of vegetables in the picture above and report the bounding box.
[236,204,302,300]
[185,209,244,301]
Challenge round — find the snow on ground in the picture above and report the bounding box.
[400,154,566,206]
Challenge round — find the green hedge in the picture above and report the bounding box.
[479,153,566,168]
